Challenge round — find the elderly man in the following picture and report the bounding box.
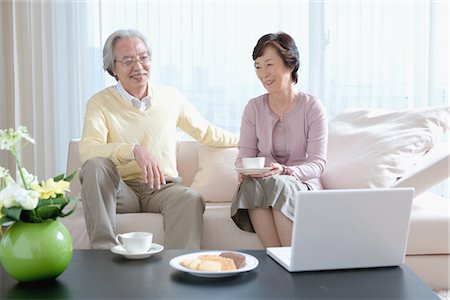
[79,29,238,250]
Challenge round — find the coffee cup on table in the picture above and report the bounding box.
[115,232,153,253]
[242,157,265,169]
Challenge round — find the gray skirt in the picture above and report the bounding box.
[230,175,310,233]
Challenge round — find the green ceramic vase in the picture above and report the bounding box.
[0,220,73,282]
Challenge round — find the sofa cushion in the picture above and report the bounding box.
[321,106,450,189]
[190,145,239,203]
[201,204,263,249]
[407,192,450,255]
[176,140,200,186]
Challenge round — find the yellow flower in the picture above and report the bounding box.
[31,178,71,200]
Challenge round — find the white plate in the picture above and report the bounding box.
[235,167,272,175]
[169,251,259,278]
[111,243,164,259]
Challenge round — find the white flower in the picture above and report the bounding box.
[0,183,39,210]
[0,166,10,178]
[17,167,37,188]
[0,135,14,151]
[0,166,14,189]
[0,126,35,152]
[17,126,35,144]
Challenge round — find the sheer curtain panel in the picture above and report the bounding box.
[0,1,88,181]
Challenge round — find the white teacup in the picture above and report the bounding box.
[242,157,265,169]
[115,232,153,253]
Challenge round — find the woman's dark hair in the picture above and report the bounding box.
[252,32,300,84]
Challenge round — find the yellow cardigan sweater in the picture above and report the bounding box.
[80,84,238,181]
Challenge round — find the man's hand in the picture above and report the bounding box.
[133,145,166,189]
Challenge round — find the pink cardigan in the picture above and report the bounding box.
[237,92,328,190]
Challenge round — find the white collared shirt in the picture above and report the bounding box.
[115,81,152,111]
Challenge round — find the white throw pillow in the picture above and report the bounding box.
[321,106,450,189]
[190,146,239,203]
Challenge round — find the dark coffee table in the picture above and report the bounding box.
[1,250,438,299]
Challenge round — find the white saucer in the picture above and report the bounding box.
[235,167,272,175]
[111,243,164,259]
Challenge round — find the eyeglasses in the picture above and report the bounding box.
[115,53,150,67]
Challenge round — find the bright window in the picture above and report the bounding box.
[78,1,447,128]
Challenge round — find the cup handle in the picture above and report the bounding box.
[115,234,123,246]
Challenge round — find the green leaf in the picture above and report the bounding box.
[29,197,77,221]
[35,205,61,221]
[1,207,23,222]
[0,216,15,226]
[64,169,78,182]
[20,209,43,223]
[58,197,78,218]
[53,173,65,182]
[36,198,68,208]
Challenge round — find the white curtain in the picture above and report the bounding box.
[0,1,88,180]
[1,1,61,179]
[1,0,448,195]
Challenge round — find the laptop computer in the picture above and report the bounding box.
[266,188,414,272]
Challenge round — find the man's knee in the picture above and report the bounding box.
[180,188,206,213]
[80,157,116,182]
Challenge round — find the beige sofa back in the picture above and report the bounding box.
[67,138,449,199]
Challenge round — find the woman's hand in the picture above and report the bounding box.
[250,162,283,178]
[237,162,285,181]
[237,173,250,183]
[133,145,166,189]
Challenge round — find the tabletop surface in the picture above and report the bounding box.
[1,249,438,299]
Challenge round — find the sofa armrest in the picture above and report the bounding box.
[66,138,82,197]
[393,141,449,196]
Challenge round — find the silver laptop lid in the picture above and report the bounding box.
[290,188,414,271]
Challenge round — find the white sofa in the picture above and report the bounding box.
[61,107,450,289]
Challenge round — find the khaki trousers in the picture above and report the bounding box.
[79,157,205,250]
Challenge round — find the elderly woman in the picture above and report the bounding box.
[231,32,328,247]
